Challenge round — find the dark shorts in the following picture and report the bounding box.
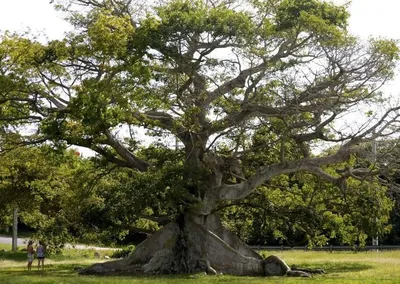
[37,256,45,260]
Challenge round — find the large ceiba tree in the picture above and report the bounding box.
[1,0,400,276]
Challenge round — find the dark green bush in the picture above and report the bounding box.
[110,245,135,259]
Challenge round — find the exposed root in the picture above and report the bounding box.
[78,258,130,275]
[286,270,312,277]
[141,248,176,274]
[204,214,262,260]
[263,255,290,276]
[78,216,326,278]
[290,265,326,276]
[263,255,326,278]
[129,223,180,265]
[186,219,264,275]
[78,223,180,275]
[199,258,217,275]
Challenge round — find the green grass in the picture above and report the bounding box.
[1,248,400,283]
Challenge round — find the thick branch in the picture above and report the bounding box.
[0,116,42,122]
[104,129,149,171]
[205,36,307,106]
[218,142,354,200]
[92,146,134,168]
[141,111,176,130]
[217,101,400,200]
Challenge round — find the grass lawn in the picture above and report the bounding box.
[1,243,400,283]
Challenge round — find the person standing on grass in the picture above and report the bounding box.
[37,241,46,270]
[27,240,34,271]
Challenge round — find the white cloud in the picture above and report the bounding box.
[349,0,400,39]
[0,0,70,39]
[0,1,399,40]
[1,1,399,40]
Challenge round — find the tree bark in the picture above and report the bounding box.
[12,207,18,252]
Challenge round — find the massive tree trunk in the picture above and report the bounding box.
[79,213,265,276]
[78,140,328,277]
[80,143,279,276]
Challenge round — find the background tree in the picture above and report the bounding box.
[219,167,393,248]
[352,139,400,245]
[0,145,85,250]
[219,130,394,248]
[1,0,400,276]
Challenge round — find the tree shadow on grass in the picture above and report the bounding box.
[0,264,206,283]
[0,264,80,278]
[0,262,374,281]
[297,262,373,274]
[0,250,27,262]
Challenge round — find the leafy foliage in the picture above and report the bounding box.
[1,0,400,249]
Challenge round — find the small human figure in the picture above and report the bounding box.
[37,241,46,270]
[27,240,34,271]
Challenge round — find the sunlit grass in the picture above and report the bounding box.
[260,250,400,282]
[1,249,400,283]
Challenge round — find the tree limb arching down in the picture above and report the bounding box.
[1,0,400,277]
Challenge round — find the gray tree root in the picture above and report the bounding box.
[78,216,325,277]
[79,223,180,275]
[186,219,265,275]
[264,256,326,278]
[288,264,326,277]
[204,214,262,260]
